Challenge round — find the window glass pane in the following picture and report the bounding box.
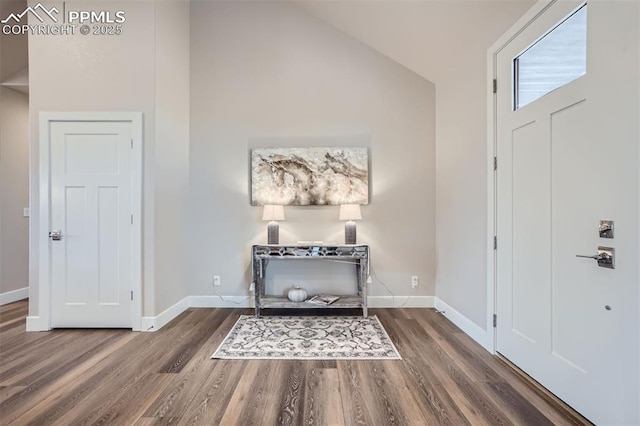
[515,5,587,110]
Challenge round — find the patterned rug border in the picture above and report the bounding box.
[211,315,402,360]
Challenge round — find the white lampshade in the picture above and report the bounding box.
[262,205,285,221]
[339,204,362,221]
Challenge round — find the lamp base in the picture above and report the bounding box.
[344,221,357,245]
[267,221,279,245]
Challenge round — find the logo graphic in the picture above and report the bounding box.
[2,2,125,36]
[1,2,59,24]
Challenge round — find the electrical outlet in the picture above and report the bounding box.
[213,275,221,286]
[411,275,419,288]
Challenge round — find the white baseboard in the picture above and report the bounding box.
[140,296,190,332]
[434,297,493,352]
[140,294,436,331]
[22,291,490,352]
[367,295,434,308]
[26,316,48,331]
[0,287,29,306]
[137,293,491,355]
[190,295,253,308]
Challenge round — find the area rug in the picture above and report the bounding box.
[211,315,401,360]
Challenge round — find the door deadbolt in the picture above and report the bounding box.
[599,220,614,239]
[49,230,62,241]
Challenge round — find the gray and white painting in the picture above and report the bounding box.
[251,147,369,206]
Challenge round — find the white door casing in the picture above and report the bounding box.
[491,1,639,425]
[39,112,142,330]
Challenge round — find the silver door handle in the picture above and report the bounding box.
[575,254,603,260]
[49,230,62,240]
[576,246,614,269]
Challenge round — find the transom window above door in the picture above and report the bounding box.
[514,3,587,110]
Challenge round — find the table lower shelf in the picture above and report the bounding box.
[258,295,364,310]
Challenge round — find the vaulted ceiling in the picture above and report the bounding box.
[1,0,535,94]
[297,0,535,83]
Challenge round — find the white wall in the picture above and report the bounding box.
[637,2,640,419]
[27,0,190,323]
[0,0,28,80]
[434,53,491,327]
[189,1,436,303]
[0,0,29,303]
[153,0,190,317]
[0,88,29,300]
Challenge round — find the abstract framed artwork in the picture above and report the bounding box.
[251,147,369,206]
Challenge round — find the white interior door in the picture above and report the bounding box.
[495,2,639,424]
[47,118,138,328]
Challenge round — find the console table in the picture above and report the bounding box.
[252,244,370,317]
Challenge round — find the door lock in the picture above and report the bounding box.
[599,220,614,239]
[576,246,614,269]
[49,230,62,241]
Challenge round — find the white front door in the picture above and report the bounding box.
[495,1,639,424]
[43,115,141,328]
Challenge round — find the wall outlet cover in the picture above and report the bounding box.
[411,276,419,287]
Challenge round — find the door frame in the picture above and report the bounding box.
[38,112,143,331]
[486,0,556,353]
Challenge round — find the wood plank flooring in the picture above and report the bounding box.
[0,300,590,425]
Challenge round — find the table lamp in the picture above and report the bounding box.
[339,204,361,244]
[262,205,285,244]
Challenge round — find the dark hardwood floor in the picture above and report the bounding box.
[0,300,590,425]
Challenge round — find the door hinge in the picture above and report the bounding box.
[493,156,497,171]
[494,236,497,250]
[493,314,497,328]
[131,290,133,301]
[493,79,497,94]
[130,214,133,225]
[130,139,133,149]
